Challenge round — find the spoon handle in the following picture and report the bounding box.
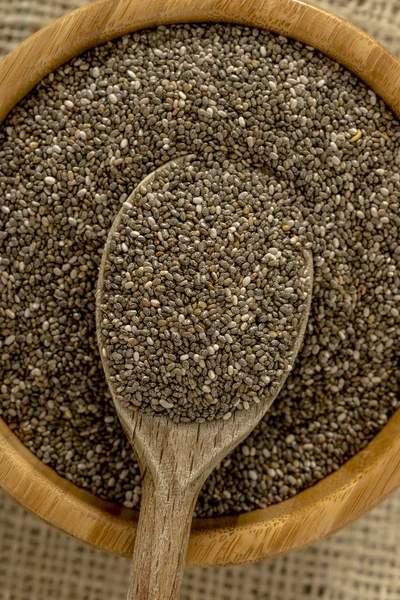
[127,469,201,600]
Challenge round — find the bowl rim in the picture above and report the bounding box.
[1,412,400,566]
[0,0,399,567]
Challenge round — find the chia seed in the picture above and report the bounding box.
[0,23,399,516]
[98,156,311,422]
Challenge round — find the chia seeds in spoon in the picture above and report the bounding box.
[98,156,311,422]
[0,23,399,516]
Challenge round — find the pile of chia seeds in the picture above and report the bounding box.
[98,156,311,422]
[0,24,399,516]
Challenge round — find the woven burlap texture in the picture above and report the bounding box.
[0,1,399,599]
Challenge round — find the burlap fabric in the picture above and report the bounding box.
[0,1,399,598]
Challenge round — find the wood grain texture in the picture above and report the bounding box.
[96,155,313,598]
[0,0,399,568]
[126,464,198,600]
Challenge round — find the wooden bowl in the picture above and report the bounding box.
[0,0,399,566]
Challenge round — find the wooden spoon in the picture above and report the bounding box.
[96,156,313,600]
